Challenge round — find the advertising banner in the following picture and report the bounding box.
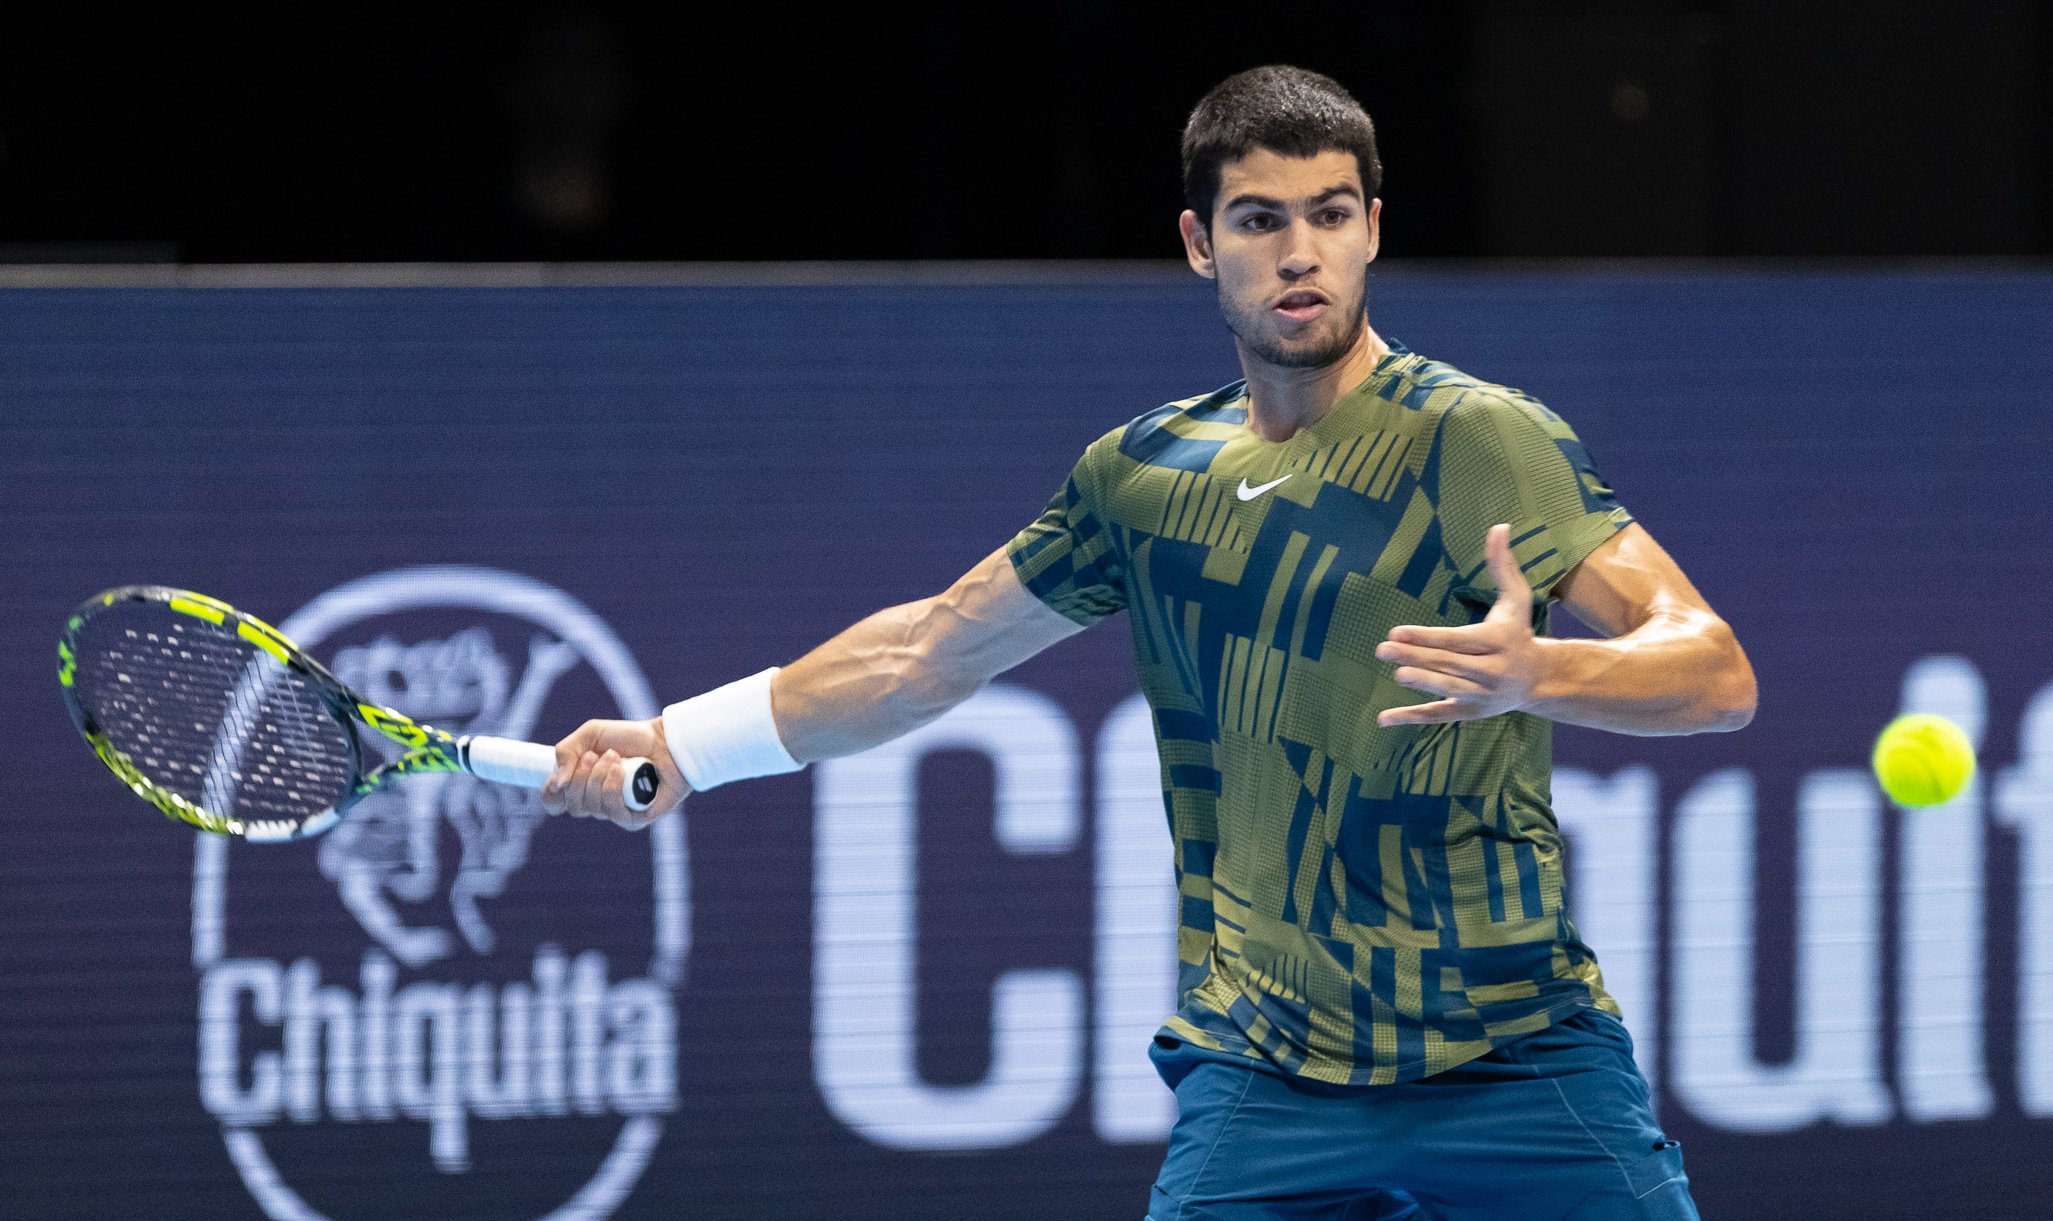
[2,269,2047,1219]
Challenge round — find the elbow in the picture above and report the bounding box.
[1707,687,1756,733]
[1702,621,1757,732]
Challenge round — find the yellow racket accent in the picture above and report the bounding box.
[356,702,460,768]
[62,584,534,842]
[87,728,225,832]
[168,596,226,625]
[236,618,292,663]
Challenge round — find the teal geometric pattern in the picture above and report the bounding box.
[1008,341,1634,1085]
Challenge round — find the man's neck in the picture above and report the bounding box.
[1238,325,1390,443]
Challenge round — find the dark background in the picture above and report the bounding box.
[3,2,2051,1217]
[2,271,2049,1219]
[0,0,2046,263]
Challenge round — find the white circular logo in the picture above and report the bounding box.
[191,567,686,1220]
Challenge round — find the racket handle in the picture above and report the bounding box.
[458,735,659,813]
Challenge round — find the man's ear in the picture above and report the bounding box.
[1178,209,1216,280]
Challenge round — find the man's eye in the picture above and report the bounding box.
[1321,209,1349,224]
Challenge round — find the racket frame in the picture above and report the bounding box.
[63,585,485,841]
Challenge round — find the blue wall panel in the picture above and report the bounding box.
[2,269,2048,1219]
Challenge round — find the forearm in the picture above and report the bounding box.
[770,597,976,762]
[559,552,1075,822]
[1526,611,1756,736]
[766,548,1074,763]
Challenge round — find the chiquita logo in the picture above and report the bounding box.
[191,567,685,1221]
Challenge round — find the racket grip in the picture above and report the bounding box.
[458,736,659,813]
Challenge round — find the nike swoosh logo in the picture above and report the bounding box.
[1236,474,1292,502]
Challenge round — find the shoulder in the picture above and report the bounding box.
[1076,378,1249,476]
[1397,356,1575,446]
[1384,352,1555,424]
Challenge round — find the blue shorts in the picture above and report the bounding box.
[1145,1006,1696,1221]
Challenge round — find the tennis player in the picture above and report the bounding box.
[545,65,1753,1221]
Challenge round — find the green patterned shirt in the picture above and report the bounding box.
[1007,342,1633,1085]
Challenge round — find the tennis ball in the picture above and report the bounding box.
[1871,714,1976,808]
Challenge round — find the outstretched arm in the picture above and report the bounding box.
[770,546,1086,760]
[542,546,1086,827]
[1374,522,1756,736]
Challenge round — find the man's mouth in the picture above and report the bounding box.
[1273,290,1329,324]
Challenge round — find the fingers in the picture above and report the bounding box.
[544,721,613,813]
[1375,640,1491,683]
[542,717,686,830]
[1482,523,1534,622]
[1384,624,1497,654]
[1382,524,1533,653]
[559,750,644,826]
[1373,526,1537,729]
[541,724,596,814]
[549,748,608,820]
[540,761,570,816]
[588,751,633,823]
[1378,699,1469,727]
[1376,644,1499,723]
[1389,665,1487,701]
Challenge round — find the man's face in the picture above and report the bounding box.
[1180,148,1381,370]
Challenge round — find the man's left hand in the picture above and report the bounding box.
[1375,523,1548,727]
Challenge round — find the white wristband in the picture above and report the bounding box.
[661,666,803,792]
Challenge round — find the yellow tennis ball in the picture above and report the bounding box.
[1872,714,1976,808]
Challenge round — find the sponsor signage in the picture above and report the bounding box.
[4,272,2050,1219]
[192,569,683,1219]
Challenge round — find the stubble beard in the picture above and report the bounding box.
[1218,272,1370,370]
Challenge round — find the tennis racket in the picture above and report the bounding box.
[57,585,659,842]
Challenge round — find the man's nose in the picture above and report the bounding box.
[1279,218,1319,277]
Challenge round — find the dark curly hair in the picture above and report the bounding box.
[1181,66,1383,227]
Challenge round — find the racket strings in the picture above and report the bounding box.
[70,606,355,823]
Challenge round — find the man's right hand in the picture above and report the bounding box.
[541,717,691,831]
